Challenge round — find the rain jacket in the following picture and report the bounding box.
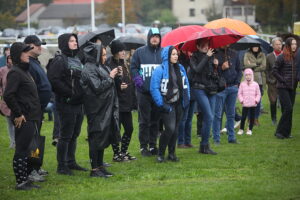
[80,43,120,149]
[238,68,261,107]
[243,49,266,85]
[150,46,190,108]
[130,28,162,94]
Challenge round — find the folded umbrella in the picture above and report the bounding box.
[116,36,146,50]
[78,28,115,47]
[161,25,207,47]
[181,27,244,52]
[230,36,261,50]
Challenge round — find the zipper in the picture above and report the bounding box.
[71,69,74,95]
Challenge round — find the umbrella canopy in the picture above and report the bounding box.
[230,36,261,50]
[116,36,146,50]
[161,25,207,47]
[181,27,244,52]
[249,35,273,54]
[78,28,115,47]
[204,18,257,35]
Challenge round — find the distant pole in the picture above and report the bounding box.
[121,0,125,35]
[91,0,96,31]
[27,0,30,35]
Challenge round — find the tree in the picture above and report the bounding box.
[204,0,222,22]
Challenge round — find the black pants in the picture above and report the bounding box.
[159,103,183,156]
[119,112,133,153]
[52,101,60,139]
[13,121,36,184]
[240,107,256,131]
[88,131,104,169]
[56,108,84,168]
[136,92,160,149]
[276,88,296,137]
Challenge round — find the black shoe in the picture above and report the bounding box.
[68,163,88,171]
[57,166,74,176]
[122,152,137,161]
[157,156,165,163]
[52,138,58,146]
[140,148,152,157]
[228,140,240,144]
[90,170,108,178]
[98,167,113,177]
[167,154,179,162]
[15,181,40,190]
[199,144,217,155]
[149,147,158,156]
[275,133,285,139]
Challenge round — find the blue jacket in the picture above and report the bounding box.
[0,55,7,68]
[215,48,242,86]
[29,57,52,109]
[130,28,162,94]
[150,46,190,108]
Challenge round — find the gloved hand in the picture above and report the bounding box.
[160,104,172,113]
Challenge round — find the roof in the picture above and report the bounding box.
[39,3,92,19]
[53,0,106,4]
[224,0,254,6]
[15,3,45,22]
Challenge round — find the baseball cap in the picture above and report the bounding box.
[24,35,46,46]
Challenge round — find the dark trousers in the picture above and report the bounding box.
[52,103,60,139]
[276,88,296,137]
[136,92,160,149]
[119,112,134,153]
[88,132,104,169]
[159,103,183,156]
[13,121,36,184]
[240,107,256,131]
[56,108,84,168]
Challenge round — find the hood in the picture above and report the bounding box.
[147,27,161,48]
[161,46,174,68]
[58,33,79,57]
[10,42,33,65]
[83,42,103,66]
[244,68,254,82]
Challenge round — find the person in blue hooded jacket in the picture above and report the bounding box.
[150,46,190,163]
[130,28,162,156]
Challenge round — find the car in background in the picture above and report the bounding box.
[2,28,19,37]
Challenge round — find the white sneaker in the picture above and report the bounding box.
[246,130,252,135]
[28,170,45,182]
[234,120,241,129]
[237,129,244,135]
[220,128,227,134]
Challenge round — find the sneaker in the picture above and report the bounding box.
[90,169,108,178]
[246,130,252,135]
[220,128,227,134]
[38,168,49,176]
[112,153,124,162]
[237,129,244,135]
[167,154,179,162]
[98,167,113,177]
[102,162,111,167]
[149,147,158,156]
[234,120,241,129]
[68,163,88,171]
[28,170,45,182]
[122,152,137,161]
[52,138,58,146]
[140,148,152,157]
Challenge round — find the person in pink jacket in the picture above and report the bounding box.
[237,68,261,135]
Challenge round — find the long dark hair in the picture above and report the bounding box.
[283,37,297,62]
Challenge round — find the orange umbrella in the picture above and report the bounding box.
[204,18,257,35]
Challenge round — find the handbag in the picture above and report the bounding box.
[28,123,45,167]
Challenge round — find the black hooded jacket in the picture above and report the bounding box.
[47,33,84,105]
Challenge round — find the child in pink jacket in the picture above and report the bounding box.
[237,68,261,135]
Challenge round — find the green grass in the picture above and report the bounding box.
[0,91,300,200]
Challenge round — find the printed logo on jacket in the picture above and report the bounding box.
[139,64,160,80]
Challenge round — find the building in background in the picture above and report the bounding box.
[15,3,46,24]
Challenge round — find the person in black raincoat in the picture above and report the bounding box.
[106,40,136,162]
[80,42,120,178]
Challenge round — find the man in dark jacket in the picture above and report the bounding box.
[4,42,41,190]
[130,28,162,156]
[24,35,52,180]
[47,33,87,175]
[212,47,242,144]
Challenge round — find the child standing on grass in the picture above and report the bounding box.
[237,68,261,135]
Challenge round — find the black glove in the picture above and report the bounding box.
[160,104,172,113]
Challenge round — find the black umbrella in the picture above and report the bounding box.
[254,38,273,54]
[230,36,261,50]
[116,36,146,50]
[78,28,115,47]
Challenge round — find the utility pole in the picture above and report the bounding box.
[27,0,31,35]
[91,0,96,31]
[121,0,126,35]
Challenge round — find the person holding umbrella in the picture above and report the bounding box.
[106,40,136,162]
[150,46,190,162]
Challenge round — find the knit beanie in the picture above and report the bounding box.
[110,40,125,55]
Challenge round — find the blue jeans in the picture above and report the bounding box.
[178,100,196,145]
[192,89,216,145]
[213,86,238,142]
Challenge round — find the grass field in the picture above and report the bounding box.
[0,91,300,200]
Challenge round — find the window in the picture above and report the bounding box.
[232,7,242,16]
[189,8,195,17]
[190,0,195,1]
[245,7,254,16]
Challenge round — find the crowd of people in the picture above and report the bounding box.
[0,27,299,190]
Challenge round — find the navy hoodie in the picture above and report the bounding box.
[130,28,162,94]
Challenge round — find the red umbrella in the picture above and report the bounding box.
[161,25,207,47]
[181,27,244,52]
